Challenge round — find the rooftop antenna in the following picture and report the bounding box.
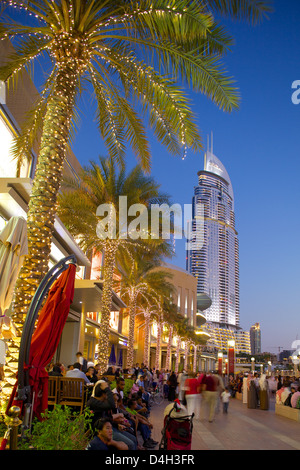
[211,131,213,154]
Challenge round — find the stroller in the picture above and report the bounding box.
[159,401,194,450]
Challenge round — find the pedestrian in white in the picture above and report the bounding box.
[221,387,231,413]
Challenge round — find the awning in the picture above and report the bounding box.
[72,279,127,313]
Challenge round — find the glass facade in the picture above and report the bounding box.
[186,151,240,329]
[250,322,261,355]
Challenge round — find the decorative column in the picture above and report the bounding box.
[227,340,235,376]
[218,352,223,375]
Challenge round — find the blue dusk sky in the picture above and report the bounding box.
[6,1,300,353]
[71,1,300,353]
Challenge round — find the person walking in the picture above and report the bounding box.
[184,372,201,419]
[213,373,224,414]
[221,387,231,414]
[202,372,218,422]
[167,371,178,402]
[178,370,188,403]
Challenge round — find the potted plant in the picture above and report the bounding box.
[20,405,93,450]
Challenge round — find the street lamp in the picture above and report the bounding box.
[268,361,272,375]
[292,355,300,377]
[251,357,255,372]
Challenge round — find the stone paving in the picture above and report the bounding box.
[147,395,300,451]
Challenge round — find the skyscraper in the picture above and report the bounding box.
[250,323,261,355]
[186,149,240,332]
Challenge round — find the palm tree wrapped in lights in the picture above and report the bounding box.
[0,0,271,390]
[138,303,157,368]
[117,248,174,370]
[0,0,272,329]
[163,302,181,371]
[172,316,195,373]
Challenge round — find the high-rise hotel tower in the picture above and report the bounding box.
[186,150,240,332]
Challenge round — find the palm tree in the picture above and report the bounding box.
[154,308,164,371]
[0,0,260,329]
[117,248,174,370]
[207,0,272,24]
[161,302,182,371]
[137,277,175,367]
[138,303,157,368]
[57,155,171,372]
[152,295,172,370]
[172,316,196,373]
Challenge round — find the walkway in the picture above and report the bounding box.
[148,395,300,451]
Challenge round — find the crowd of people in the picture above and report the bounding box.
[275,375,300,408]
[46,355,300,451]
[47,358,165,450]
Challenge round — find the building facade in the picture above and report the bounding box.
[143,263,214,371]
[186,149,252,356]
[186,150,240,330]
[250,322,261,355]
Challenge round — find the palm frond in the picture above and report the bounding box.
[206,0,273,24]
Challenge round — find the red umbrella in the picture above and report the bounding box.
[28,263,76,420]
[7,263,76,421]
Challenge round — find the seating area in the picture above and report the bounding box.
[48,376,86,413]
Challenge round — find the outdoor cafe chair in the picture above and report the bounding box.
[48,376,59,407]
[57,377,86,413]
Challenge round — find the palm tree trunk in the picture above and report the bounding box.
[126,294,137,370]
[175,339,180,374]
[143,311,151,367]
[193,344,197,373]
[3,65,77,397]
[166,324,173,371]
[184,342,189,371]
[97,242,117,374]
[13,65,77,323]
[155,317,162,370]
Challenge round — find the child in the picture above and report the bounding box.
[221,387,231,413]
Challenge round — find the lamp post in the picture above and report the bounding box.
[268,361,272,375]
[251,357,255,372]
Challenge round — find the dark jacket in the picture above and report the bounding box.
[86,387,115,427]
